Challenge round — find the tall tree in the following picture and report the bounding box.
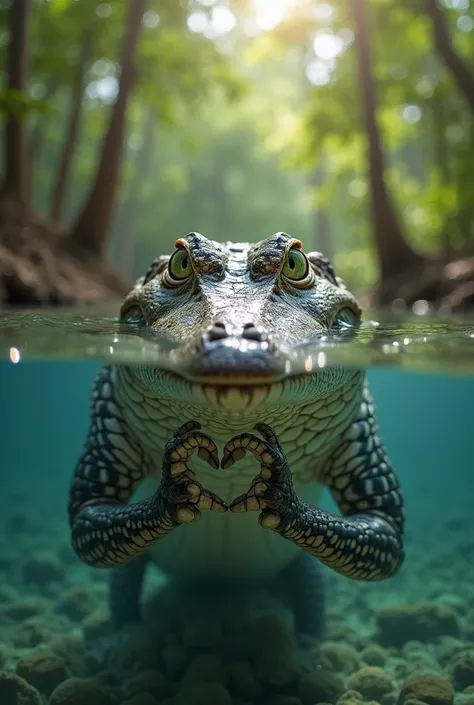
[69,0,147,255]
[114,105,155,278]
[425,0,474,115]
[50,31,91,221]
[350,0,422,280]
[0,0,32,207]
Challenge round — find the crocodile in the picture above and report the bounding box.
[68,232,405,639]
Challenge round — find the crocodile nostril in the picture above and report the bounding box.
[241,323,267,343]
[206,323,229,343]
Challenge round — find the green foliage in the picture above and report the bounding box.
[0,88,52,119]
[2,0,473,295]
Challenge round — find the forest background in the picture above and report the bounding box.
[1,0,473,311]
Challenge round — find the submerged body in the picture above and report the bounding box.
[68,233,405,632]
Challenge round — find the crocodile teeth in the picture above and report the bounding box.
[201,385,271,411]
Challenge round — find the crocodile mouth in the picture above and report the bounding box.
[174,337,288,386]
[162,341,298,411]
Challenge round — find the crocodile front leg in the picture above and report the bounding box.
[70,401,227,568]
[222,417,404,581]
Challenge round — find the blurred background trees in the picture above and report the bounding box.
[0,0,473,310]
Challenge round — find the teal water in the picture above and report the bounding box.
[0,311,473,704]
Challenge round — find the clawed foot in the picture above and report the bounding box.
[222,423,296,531]
[161,421,297,532]
[160,421,228,524]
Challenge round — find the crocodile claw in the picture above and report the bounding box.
[222,423,295,530]
[161,422,228,523]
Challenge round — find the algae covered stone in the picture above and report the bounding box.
[182,653,226,685]
[16,649,70,696]
[22,553,65,585]
[57,587,98,622]
[376,604,460,647]
[398,673,454,705]
[120,695,159,705]
[361,644,388,666]
[49,677,116,705]
[123,669,169,700]
[228,660,262,700]
[346,666,395,701]
[336,689,364,705]
[249,612,300,686]
[0,671,42,705]
[448,649,474,689]
[297,669,345,705]
[318,641,361,674]
[177,681,232,705]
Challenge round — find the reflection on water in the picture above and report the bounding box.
[1,308,474,375]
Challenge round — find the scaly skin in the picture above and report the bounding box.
[68,232,404,603]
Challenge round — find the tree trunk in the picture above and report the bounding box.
[0,0,32,206]
[69,0,147,255]
[50,32,91,222]
[114,106,156,278]
[26,82,58,204]
[426,0,474,114]
[350,0,421,281]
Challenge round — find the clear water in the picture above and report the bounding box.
[1,309,473,703]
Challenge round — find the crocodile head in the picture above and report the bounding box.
[120,232,362,411]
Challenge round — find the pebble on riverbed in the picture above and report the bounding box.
[15,649,70,696]
[376,604,461,647]
[398,673,455,705]
[0,670,42,705]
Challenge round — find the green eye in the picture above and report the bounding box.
[168,248,192,281]
[333,307,360,329]
[282,249,309,281]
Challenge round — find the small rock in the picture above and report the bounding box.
[1,599,46,623]
[449,650,474,690]
[121,695,159,705]
[57,588,98,622]
[16,650,70,696]
[228,661,262,700]
[11,619,52,648]
[162,639,187,679]
[376,604,460,648]
[82,612,111,642]
[454,694,474,705]
[183,654,226,685]
[49,677,116,705]
[0,671,42,705]
[48,635,88,677]
[435,638,469,666]
[123,670,169,700]
[382,693,398,705]
[272,696,303,705]
[249,613,300,686]
[111,629,160,673]
[337,691,364,705]
[362,644,388,666]
[319,641,361,674]
[297,670,344,705]
[22,553,65,585]
[398,673,454,705]
[347,667,395,701]
[177,682,232,705]
[182,617,223,649]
